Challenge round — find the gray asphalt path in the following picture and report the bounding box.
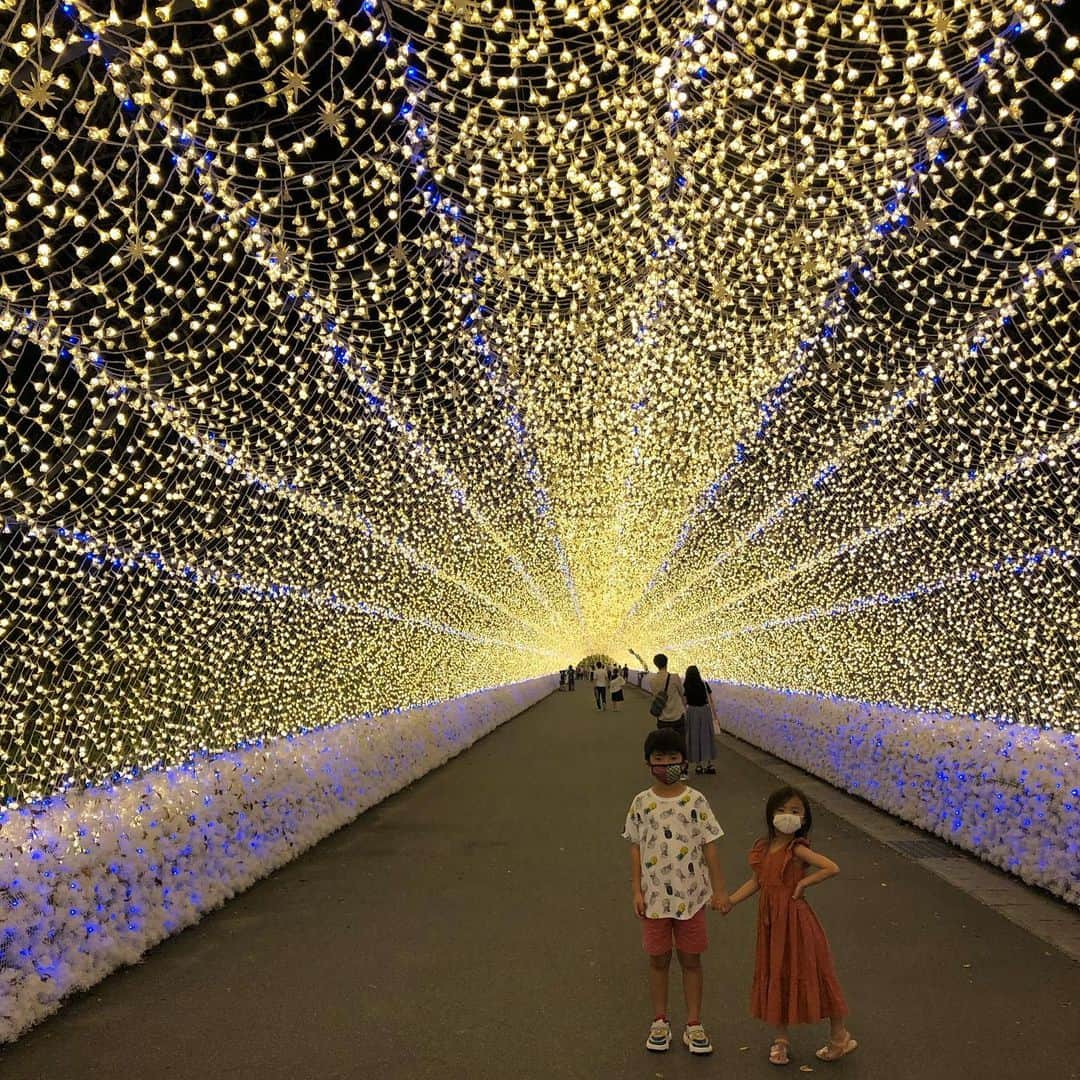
[2,687,1078,1079]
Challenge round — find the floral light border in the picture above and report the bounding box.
[0,675,557,1044]
[711,681,1080,906]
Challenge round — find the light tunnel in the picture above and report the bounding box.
[0,0,1078,1043]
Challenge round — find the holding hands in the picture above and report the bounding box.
[710,892,732,914]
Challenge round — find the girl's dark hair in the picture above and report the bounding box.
[765,786,812,840]
[684,665,705,696]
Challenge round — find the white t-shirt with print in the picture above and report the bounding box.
[623,786,723,919]
[645,670,684,723]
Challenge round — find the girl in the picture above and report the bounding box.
[610,670,626,711]
[682,666,716,775]
[724,787,856,1066]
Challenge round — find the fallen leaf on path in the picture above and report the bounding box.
[799,1066,815,1073]
[739,1045,750,1051]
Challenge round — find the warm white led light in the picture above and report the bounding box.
[0,0,1077,806]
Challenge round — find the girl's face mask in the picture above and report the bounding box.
[651,762,684,785]
[772,812,803,835]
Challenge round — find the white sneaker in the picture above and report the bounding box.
[683,1024,713,1054]
[646,1019,672,1052]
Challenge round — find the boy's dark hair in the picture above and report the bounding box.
[644,727,686,761]
[765,786,813,840]
[653,653,668,669]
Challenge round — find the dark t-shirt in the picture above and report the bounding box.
[685,681,712,708]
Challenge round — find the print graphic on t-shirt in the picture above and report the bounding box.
[623,788,723,919]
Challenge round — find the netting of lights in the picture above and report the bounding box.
[1,0,1078,806]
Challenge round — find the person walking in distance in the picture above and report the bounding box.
[594,661,609,710]
[610,669,626,711]
[683,665,716,775]
[567,665,576,692]
[645,654,687,777]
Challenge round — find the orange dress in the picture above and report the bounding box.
[749,838,848,1026]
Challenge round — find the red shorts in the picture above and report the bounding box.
[641,905,708,955]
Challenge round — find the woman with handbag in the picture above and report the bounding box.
[683,665,716,775]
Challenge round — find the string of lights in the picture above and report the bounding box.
[1,0,1078,806]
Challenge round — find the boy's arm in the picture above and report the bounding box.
[630,843,646,916]
[703,840,730,910]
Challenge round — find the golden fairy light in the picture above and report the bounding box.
[0,0,1077,801]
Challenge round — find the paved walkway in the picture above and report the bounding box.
[3,687,1079,1080]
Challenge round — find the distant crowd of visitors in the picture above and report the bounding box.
[558,662,630,712]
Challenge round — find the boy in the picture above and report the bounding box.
[623,728,730,1055]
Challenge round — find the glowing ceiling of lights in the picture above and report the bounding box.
[1,0,1078,801]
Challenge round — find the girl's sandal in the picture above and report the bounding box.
[816,1034,858,1062]
[769,1038,791,1066]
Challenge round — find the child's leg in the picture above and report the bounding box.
[648,951,672,1018]
[816,1016,857,1061]
[675,950,703,1023]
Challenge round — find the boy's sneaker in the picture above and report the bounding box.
[646,1019,672,1052]
[683,1024,713,1054]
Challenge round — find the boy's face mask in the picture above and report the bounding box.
[650,762,684,785]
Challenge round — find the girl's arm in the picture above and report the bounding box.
[630,843,646,915]
[702,840,730,910]
[792,844,839,898]
[726,875,760,907]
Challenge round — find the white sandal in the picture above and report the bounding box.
[769,1037,790,1065]
[816,1033,858,1061]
